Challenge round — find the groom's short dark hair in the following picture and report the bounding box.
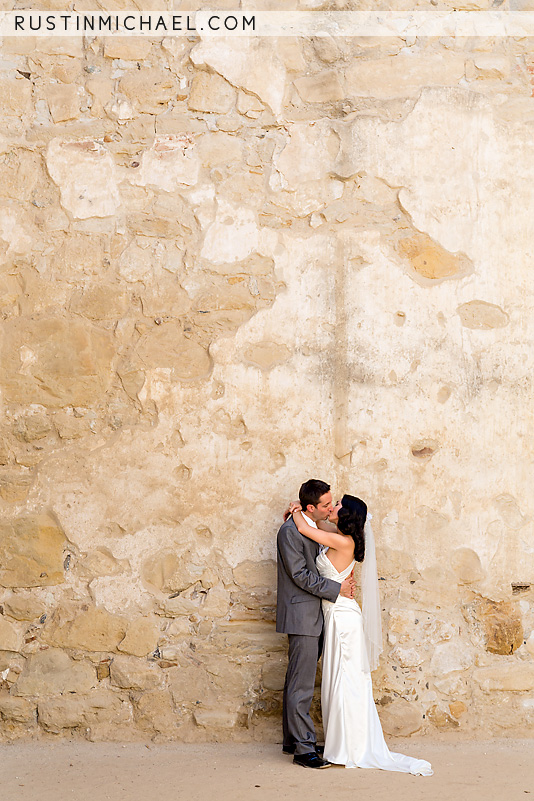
[299,479,330,510]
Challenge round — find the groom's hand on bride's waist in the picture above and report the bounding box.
[339,574,355,599]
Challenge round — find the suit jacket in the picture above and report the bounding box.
[276,516,340,636]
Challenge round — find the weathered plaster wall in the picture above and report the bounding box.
[1,5,534,742]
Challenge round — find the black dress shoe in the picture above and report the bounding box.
[293,752,331,769]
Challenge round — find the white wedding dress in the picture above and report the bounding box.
[316,549,433,775]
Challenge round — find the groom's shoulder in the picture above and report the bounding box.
[277,516,300,542]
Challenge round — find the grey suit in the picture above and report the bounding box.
[276,517,340,755]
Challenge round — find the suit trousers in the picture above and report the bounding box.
[282,633,323,755]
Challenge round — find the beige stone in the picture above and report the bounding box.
[427,703,459,729]
[129,135,200,191]
[236,91,264,119]
[0,617,22,652]
[202,586,231,618]
[104,38,152,61]
[294,71,344,103]
[37,691,127,733]
[45,608,127,652]
[1,317,115,408]
[242,342,291,371]
[345,54,465,99]
[134,689,179,734]
[0,515,66,588]
[110,655,164,690]
[136,323,212,381]
[395,231,472,282]
[379,699,423,737]
[14,648,96,696]
[69,284,129,321]
[464,597,523,655]
[168,661,213,708]
[0,694,36,724]
[118,616,160,658]
[457,301,509,329]
[46,139,120,220]
[0,79,33,118]
[451,548,485,584]
[391,645,425,668]
[3,595,45,622]
[233,560,277,589]
[474,663,534,692]
[188,72,236,114]
[44,84,82,123]
[197,132,243,167]
[191,38,286,115]
[119,68,177,114]
[430,641,474,675]
[193,707,238,729]
[262,656,286,692]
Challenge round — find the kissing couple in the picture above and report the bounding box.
[276,479,433,775]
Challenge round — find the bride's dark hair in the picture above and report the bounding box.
[337,495,367,563]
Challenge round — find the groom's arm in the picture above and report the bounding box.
[278,526,340,603]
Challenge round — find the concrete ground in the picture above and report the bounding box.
[1,740,533,801]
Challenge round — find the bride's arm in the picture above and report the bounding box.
[292,510,351,552]
[317,520,338,533]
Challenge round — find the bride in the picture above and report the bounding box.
[289,494,433,776]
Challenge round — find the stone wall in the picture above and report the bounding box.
[1,5,534,742]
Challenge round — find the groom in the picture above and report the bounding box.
[276,479,355,769]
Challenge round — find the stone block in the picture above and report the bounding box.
[197,132,243,167]
[233,560,277,589]
[464,597,523,655]
[193,707,237,729]
[142,549,205,593]
[129,135,200,191]
[136,324,211,381]
[69,284,129,321]
[430,640,474,676]
[188,72,236,114]
[1,317,115,407]
[426,703,459,729]
[294,71,344,103]
[345,54,465,99]
[236,91,264,119]
[44,84,82,123]
[0,617,22,652]
[45,608,127,653]
[378,698,423,737]
[0,514,66,588]
[14,649,96,696]
[0,79,33,118]
[474,663,534,692]
[202,586,231,619]
[451,548,485,584]
[37,695,89,731]
[119,68,177,114]
[262,656,286,692]
[395,231,472,282]
[133,689,179,734]
[46,139,120,220]
[3,594,45,622]
[391,645,424,668]
[0,694,36,724]
[168,662,213,707]
[457,301,509,330]
[191,38,286,115]
[242,342,291,371]
[110,655,164,690]
[118,616,160,658]
[104,38,152,61]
